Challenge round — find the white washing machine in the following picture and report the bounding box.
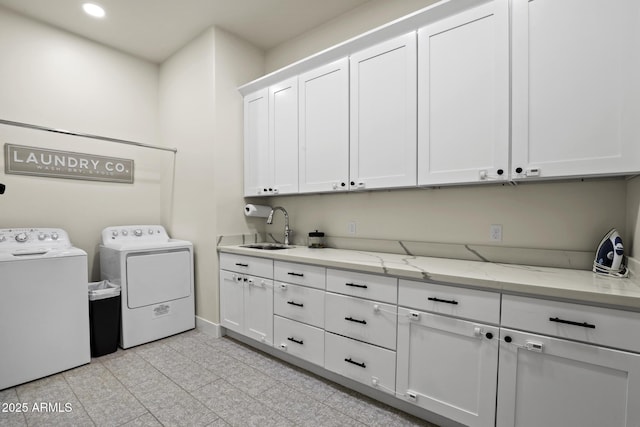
[99,225,195,349]
[0,228,90,391]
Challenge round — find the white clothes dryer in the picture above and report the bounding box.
[0,228,90,390]
[99,225,195,349]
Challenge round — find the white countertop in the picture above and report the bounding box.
[218,245,640,310]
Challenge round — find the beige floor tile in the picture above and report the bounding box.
[2,329,439,427]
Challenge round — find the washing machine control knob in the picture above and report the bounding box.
[148,229,154,235]
[134,229,143,237]
[112,230,119,237]
[51,232,59,240]
[38,233,46,241]
[15,232,28,243]
[122,230,128,236]
[0,235,6,242]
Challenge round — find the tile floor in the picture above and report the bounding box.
[0,329,437,426]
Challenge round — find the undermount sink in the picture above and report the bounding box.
[241,243,292,250]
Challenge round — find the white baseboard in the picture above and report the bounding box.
[195,316,223,338]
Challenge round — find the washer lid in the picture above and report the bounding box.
[0,228,85,260]
[0,247,86,261]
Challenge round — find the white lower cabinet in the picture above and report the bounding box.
[273,281,325,328]
[274,315,324,366]
[325,332,396,395]
[219,269,274,345]
[497,328,640,427]
[497,294,640,427]
[221,252,640,427]
[219,270,244,333]
[324,292,397,350]
[396,307,499,427]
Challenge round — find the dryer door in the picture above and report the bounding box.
[126,249,192,308]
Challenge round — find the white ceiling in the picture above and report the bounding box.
[0,0,371,63]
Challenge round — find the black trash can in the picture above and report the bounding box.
[88,281,121,357]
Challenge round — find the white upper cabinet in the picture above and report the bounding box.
[511,0,640,180]
[298,58,350,193]
[243,89,269,196]
[350,33,417,190]
[418,0,509,186]
[243,0,640,195]
[243,78,298,197]
[269,77,298,195]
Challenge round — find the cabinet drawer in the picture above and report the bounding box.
[274,261,325,289]
[502,294,640,353]
[399,279,500,324]
[274,316,324,366]
[274,282,325,328]
[325,332,396,395]
[220,253,273,278]
[325,292,397,350]
[326,269,397,303]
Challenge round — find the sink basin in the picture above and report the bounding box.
[241,243,293,250]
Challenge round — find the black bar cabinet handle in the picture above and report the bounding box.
[287,337,304,345]
[345,282,368,289]
[287,301,304,307]
[235,263,248,267]
[288,272,304,277]
[345,316,367,325]
[549,317,596,329]
[428,297,459,305]
[344,358,366,368]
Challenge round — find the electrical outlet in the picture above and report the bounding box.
[490,224,502,242]
[347,221,357,235]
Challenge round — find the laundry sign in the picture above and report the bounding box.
[4,143,134,183]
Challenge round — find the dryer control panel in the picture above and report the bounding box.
[0,228,72,251]
[101,225,169,245]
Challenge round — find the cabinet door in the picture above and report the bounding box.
[219,270,244,334]
[511,0,640,179]
[350,33,417,190]
[244,276,274,345]
[269,77,298,195]
[243,89,269,196]
[299,58,349,193]
[396,308,499,427]
[497,328,640,427]
[418,0,509,186]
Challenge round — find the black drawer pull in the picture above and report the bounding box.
[345,358,366,368]
[287,301,304,307]
[235,263,249,267]
[345,316,367,325]
[428,297,458,305]
[549,317,596,329]
[287,337,303,345]
[288,272,304,277]
[345,282,368,289]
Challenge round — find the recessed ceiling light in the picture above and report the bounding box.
[82,3,106,18]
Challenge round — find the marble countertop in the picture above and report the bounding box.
[218,244,640,310]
